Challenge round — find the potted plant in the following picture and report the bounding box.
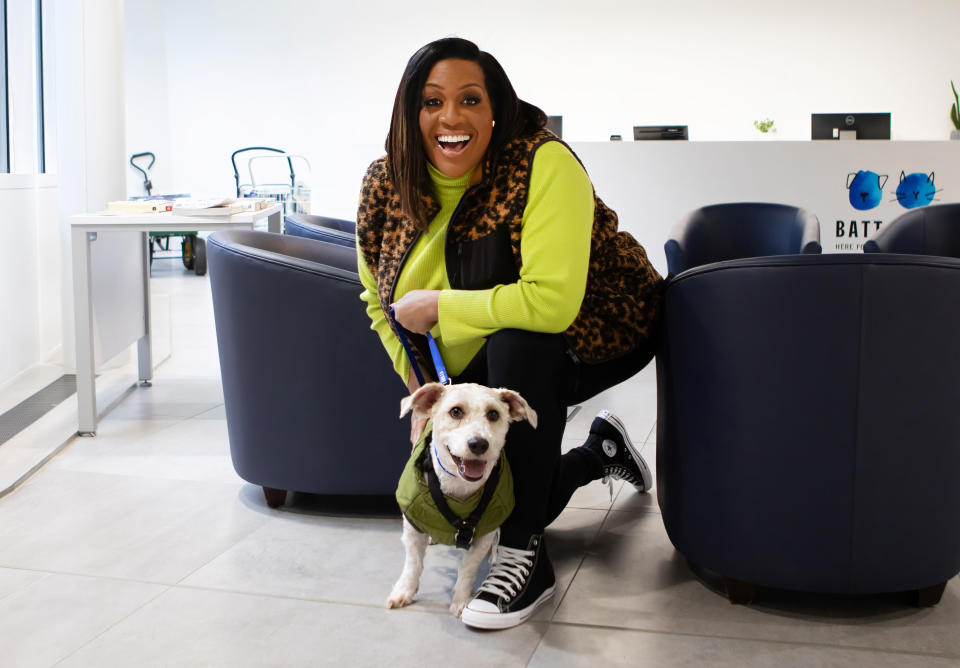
[754,118,776,137]
[951,81,960,140]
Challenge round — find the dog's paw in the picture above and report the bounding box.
[386,589,415,609]
[450,591,473,618]
[450,597,469,618]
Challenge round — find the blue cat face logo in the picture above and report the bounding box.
[846,170,887,210]
[895,171,939,209]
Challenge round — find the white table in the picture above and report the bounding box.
[70,204,282,435]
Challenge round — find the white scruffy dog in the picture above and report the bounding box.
[386,382,537,617]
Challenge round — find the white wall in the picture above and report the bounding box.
[0,179,44,383]
[123,0,172,197]
[0,0,59,385]
[56,0,131,370]
[0,0,129,387]
[124,0,960,220]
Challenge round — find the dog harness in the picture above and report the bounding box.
[396,423,514,549]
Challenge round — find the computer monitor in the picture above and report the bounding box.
[634,125,688,141]
[811,113,890,140]
[546,115,562,138]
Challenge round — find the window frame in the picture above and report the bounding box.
[1,0,10,174]
[34,0,43,173]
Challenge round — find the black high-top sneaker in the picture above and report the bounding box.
[585,410,653,493]
[460,534,556,630]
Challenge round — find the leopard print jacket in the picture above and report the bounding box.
[356,128,663,365]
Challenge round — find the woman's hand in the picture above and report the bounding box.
[391,290,441,335]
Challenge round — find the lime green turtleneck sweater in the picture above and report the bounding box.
[357,141,594,382]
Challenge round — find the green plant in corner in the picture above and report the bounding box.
[754,118,776,134]
[951,80,960,130]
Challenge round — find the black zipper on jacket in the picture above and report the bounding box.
[443,183,481,290]
[388,229,423,306]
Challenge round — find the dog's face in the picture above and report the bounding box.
[400,383,537,488]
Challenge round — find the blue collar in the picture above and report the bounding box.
[432,443,458,478]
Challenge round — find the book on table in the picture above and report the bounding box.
[172,197,272,216]
[106,200,171,213]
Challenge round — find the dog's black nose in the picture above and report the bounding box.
[468,437,489,455]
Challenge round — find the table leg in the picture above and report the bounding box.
[72,228,98,436]
[137,231,153,386]
[267,210,281,234]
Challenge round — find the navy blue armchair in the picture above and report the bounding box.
[665,202,821,275]
[656,253,960,605]
[863,203,960,256]
[283,213,356,248]
[207,230,408,506]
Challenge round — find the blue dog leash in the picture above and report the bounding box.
[389,306,450,386]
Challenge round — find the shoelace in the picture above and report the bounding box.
[476,544,535,600]
[601,462,642,501]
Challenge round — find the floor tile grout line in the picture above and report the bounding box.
[0,561,454,617]
[50,585,173,668]
[544,507,610,625]
[0,569,52,605]
[0,563,202,589]
[9,463,250,494]
[540,487,621,627]
[153,580,468,618]
[523,628,550,667]
[172,515,276,588]
[9,560,959,662]
[4,557,958,660]
[642,420,656,448]
[526,513,611,667]
[538,618,960,661]
[0,432,78,500]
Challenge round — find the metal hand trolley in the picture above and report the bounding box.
[129,151,206,275]
[231,146,311,226]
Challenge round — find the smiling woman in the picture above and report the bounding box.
[418,59,494,182]
[355,37,663,631]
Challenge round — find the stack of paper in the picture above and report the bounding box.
[172,198,245,217]
[107,200,170,213]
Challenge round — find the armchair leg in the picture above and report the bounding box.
[263,487,287,508]
[913,581,947,607]
[723,577,756,605]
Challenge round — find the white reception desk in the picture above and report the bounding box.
[567,140,960,275]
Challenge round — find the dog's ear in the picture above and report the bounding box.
[399,382,446,419]
[497,389,538,429]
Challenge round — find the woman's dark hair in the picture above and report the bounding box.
[385,37,547,228]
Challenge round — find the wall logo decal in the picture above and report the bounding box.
[846,170,887,210]
[894,171,939,209]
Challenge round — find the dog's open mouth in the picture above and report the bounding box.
[451,455,486,482]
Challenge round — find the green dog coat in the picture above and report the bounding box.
[395,422,514,548]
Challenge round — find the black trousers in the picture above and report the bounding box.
[452,329,655,541]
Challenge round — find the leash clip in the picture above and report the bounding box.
[454,520,476,550]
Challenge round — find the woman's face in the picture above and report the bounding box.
[418,58,494,181]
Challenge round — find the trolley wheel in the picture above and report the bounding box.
[194,237,207,276]
[182,235,195,270]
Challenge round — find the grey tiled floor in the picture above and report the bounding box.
[0,261,957,667]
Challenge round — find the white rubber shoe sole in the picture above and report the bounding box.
[460,584,556,630]
[596,409,653,493]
